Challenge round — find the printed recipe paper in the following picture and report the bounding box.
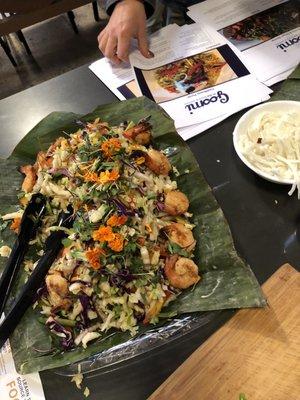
[130,23,270,128]
[188,0,300,84]
[89,55,228,139]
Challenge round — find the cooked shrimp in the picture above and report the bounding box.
[45,271,71,310]
[35,151,52,170]
[164,222,196,251]
[164,190,189,216]
[20,165,37,193]
[164,255,200,289]
[46,137,63,156]
[123,122,152,145]
[145,149,171,176]
[10,217,21,233]
[135,131,151,145]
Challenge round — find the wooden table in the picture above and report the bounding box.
[0,65,299,400]
[150,264,300,400]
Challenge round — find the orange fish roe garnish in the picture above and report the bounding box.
[98,170,120,185]
[107,215,128,227]
[85,247,105,270]
[108,233,124,252]
[101,138,122,158]
[92,226,115,242]
[10,217,21,233]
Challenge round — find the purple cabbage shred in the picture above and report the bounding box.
[46,317,74,350]
[47,168,72,178]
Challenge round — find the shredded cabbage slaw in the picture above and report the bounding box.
[238,110,300,197]
[0,117,201,352]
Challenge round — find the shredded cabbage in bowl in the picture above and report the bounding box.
[238,110,300,197]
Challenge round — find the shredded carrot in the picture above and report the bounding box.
[83,171,99,183]
[101,138,122,157]
[98,170,120,184]
[107,215,128,227]
[83,169,119,185]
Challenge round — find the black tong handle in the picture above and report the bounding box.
[0,194,46,316]
[0,234,64,349]
[0,207,74,349]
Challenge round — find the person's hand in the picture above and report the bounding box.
[98,0,153,64]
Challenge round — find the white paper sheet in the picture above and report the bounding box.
[188,0,300,85]
[0,316,45,400]
[89,27,239,140]
[263,66,296,86]
[130,23,271,129]
[89,57,264,139]
[177,115,228,140]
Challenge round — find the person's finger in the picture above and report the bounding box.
[105,35,121,64]
[137,26,153,58]
[116,32,131,62]
[97,28,105,43]
[98,31,108,54]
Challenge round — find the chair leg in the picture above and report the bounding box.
[67,10,79,34]
[92,1,100,22]
[16,30,32,55]
[0,36,17,67]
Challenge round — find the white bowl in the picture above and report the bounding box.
[233,100,300,185]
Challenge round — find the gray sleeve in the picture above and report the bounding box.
[105,0,156,18]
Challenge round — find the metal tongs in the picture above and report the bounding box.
[0,194,74,348]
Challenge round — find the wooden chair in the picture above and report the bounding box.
[0,0,100,66]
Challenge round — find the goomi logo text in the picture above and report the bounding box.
[276,35,300,52]
[185,91,229,115]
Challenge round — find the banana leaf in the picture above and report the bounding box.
[0,96,266,375]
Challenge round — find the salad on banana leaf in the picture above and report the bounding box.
[1,117,200,351]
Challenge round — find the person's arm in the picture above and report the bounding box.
[98,0,155,64]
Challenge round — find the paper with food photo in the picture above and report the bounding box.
[89,54,228,138]
[221,1,299,51]
[130,23,271,128]
[137,48,237,104]
[188,0,300,84]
